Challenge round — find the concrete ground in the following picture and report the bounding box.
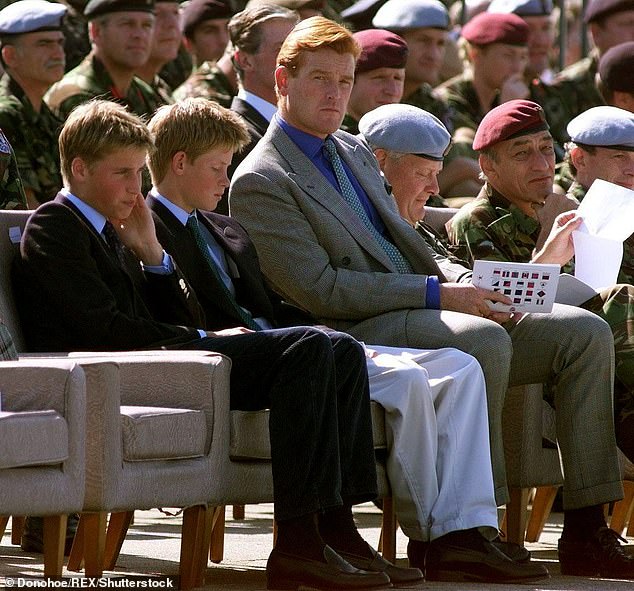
[2,502,634,590]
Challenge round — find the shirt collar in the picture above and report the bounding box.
[238,89,277,122]
[61,187,108,235]
[149,188,192,226]
[276,114,328,160]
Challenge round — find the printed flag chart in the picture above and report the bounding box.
[472,260,560,313]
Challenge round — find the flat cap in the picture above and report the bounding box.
[84,0,155,19]
[487,0,553,16]
[359,103,451,160]
[0,0,67,35]
[461,12,529,45]
[584,0,634,23]
[599,41,634,92]
[341,0,389,30]
[182,0,232,36]
[372,0,449,31]
[567,106,634,151]
[473,99,549,151]
[354,29,408,73]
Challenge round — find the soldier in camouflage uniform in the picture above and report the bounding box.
[173,56,236,105]
[0,1,67,206]
[45,0,165,119]
[449,99,634,465]
[0,128,27,209]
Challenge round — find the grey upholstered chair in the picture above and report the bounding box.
[0,358,86,577]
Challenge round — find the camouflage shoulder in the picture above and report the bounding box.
[555,56,594,83]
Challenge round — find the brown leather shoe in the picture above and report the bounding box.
[266,545,392,590]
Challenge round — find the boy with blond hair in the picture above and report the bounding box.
[14,98,392,591]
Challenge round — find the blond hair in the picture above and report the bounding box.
[277,16,360,75]
[147,98,250,184]
[59,100,153,184]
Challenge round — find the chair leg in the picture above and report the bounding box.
[0,516,9,539]
[42,515,67,578]
[104,511,134,570]
[209,506,225,564]
[67,513,86,571]
[83,512,107,577]
[526,486,559,542]
[232,505,245,520]
[380,497,397,563]
[504,487,531,545]
[180,505,212,590]
[611,481,634,535]
[11,515,25,545]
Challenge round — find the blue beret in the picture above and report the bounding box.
[372,0,449,30]
[358,103,451,160]
[567,106,634,151]
[84,0,155,19]
[0,0,67,35]
[487,0,553,16]
[584,0,634,23]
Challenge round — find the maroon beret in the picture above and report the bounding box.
[354,29,409,73]
[599,41,634,92]
[473,99,550,151]
[584,0,634,23]
[182,0,233,37]
[461,12,529,46]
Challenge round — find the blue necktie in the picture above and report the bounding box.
[103,221,127,267]
[323,138,413,274]
[186,215,260,331]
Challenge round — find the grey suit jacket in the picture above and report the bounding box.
[229,121,471,331]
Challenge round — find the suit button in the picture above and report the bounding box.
[341,256,351,266]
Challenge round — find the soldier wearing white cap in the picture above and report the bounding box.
[0,0,67,207]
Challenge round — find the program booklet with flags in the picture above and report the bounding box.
[472,260,560,313]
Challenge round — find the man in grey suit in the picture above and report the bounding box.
[229,15,631,578]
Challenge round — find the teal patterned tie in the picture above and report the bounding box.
[323,139,413,274]
[186,215,261,331]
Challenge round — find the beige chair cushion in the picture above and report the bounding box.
[229,401,388,461]
[0,409,68,468]
[120,406,207,461]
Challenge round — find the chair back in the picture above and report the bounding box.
[0,210,32,352]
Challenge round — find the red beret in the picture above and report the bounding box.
[354,29,409,73]
[473,99,549,151]
[461,12,529,46]
[182,0,233,37]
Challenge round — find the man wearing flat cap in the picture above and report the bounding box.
[552,0,634,120]
[449,104,634,566]
[341,29,407,135]
[45,0,165,119]
[0,0,66,206]
[173,0,237,106]
[230,18,625,581]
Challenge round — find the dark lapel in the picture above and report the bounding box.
[230,96,269,137]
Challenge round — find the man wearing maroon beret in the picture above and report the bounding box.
[436,12,531,145]
[342,29,408,135]
[449,99,634,578]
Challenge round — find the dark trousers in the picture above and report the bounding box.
[180,326,377,521]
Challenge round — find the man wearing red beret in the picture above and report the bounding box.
[436,12,530,145]
[449,99,634,578]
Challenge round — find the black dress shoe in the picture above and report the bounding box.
[425,529,550,583]
[266,545,392,590]
[558,527,634,578]
[406,539,429,570]
[338,546,423,584]
[491,537,531,563]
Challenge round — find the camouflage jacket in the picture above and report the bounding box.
[45,54,166,119]
[149,75,175,106]
[415,219,471,267]
[0,75,62,205]
[447,183,541,265]
[552,54,605,120]
[403,82,456,134]
[0,128,27,210]
[172,62,236,108]
[528,78,571,161]
[341,113,359,135]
